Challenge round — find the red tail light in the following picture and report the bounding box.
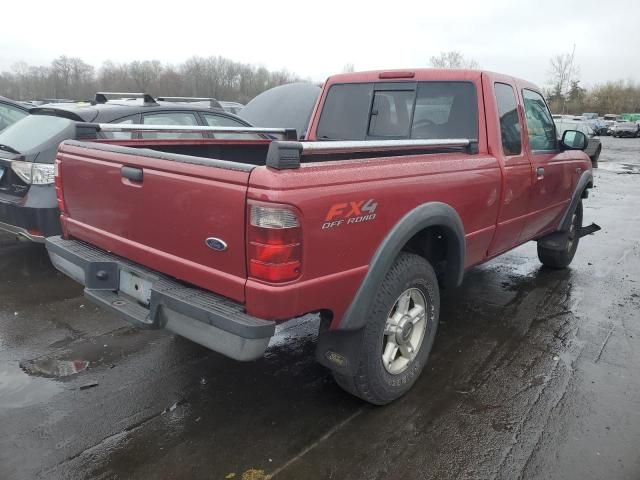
[247,203,302,283]
[54,159,67,215]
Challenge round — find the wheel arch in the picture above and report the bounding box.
[338,202,465,331]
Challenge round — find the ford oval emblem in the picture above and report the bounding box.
[205,237,227,251]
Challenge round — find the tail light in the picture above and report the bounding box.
[248,203,302,283]
[54,159,67,215]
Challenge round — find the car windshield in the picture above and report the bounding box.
[0,114,74,153]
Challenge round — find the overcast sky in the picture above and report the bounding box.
[2,0,639,88]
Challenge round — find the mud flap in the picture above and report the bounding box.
[315,328,366,376]
[538,223,601,251]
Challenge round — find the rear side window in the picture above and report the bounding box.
[494,83,522,156]
[411,82,478,140]
[522,89,557,151]
[102,115,138,140]
[0,103,28,130]
[316,84,373,140]
[142,112,201,139]
[202,113,260,139]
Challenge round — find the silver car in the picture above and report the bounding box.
[554,119,602,168]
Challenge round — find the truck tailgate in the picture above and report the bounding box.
[56,141,253,302]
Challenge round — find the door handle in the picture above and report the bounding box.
[536,167,545,179]
[121,166,143,182]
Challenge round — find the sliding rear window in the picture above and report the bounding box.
[317,81,478,141]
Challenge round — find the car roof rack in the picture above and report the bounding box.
[156,96,222,109]
[94,92,157,105]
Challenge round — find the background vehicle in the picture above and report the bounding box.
[46,69,597,405]
[612,121,640,137]
[0,96,31,131]
[239,82,321,138]
[554,118,602,166]
[0,92,258,241]
[219,101,244,114]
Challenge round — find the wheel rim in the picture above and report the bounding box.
[382,288,428,375]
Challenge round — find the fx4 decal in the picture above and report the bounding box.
[322,199,378,229]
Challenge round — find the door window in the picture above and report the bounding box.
[494,83,522,156]
[522,89,557,152]
[142,112,201,139]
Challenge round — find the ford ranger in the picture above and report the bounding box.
[45,69,599,404]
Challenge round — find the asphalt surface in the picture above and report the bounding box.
[1,135,639,480]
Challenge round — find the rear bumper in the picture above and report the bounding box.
[0,185,61,241]
[45,236,275,361]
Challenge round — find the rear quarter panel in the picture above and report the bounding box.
[246,152,501,324]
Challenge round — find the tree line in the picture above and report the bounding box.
[0,56,301,104]
[545,50,640,115]
[430,50,640,116]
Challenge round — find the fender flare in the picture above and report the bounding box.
[339,202,465,331]
[558,169,593,232]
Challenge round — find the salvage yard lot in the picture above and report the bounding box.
[1,135,639,480]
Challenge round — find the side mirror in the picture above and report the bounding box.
[560,130,588,150]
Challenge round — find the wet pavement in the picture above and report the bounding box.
[1,135,639,480]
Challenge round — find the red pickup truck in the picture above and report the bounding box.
[46,69,598,404]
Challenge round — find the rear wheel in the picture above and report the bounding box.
[333,253,439,405]
[537,201,583,269]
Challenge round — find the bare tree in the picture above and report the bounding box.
[429,51,479,69]
[547,46,579,113]
[342,63,355,73]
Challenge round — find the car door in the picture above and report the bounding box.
[518,88,573,242]
[486,81,533,256]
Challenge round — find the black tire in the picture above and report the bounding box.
[537,201,583,269]
[333,252,440,405]
[591,146,601,168]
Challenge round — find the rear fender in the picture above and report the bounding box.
[339,202,465,331]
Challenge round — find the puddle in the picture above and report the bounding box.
[20,359,89,378]
[0,363,62,409]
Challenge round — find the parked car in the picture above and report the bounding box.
[239,82,321,138]
[0,92,258,241]
[612,121,640,138]
[554,119,602,167]
[0,96,31,131]
[46,69,598,405]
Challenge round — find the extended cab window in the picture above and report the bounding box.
[494,83,522,156]
[522,89,557,151]
[411,82,477,140]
